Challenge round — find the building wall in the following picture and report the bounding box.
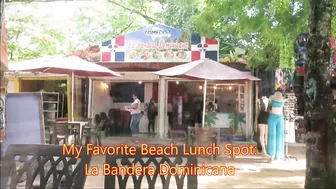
[91,80,114,117]
[92,81,156,116]
[92,81,153,108]
[7,78,18,93]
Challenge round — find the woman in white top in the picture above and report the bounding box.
[126,93,142,143]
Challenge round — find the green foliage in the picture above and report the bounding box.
[8,0,336,68]
[205,112,218,127]
[5,1,152,62]
[5,0,199,62]
[106,0,161,24]
[219,51,239,63]
[279,38,295,68]
[228,113,246,134]
[193,0,311,68]
[73,2,146,44]
[159,0,197,33]
[6,3,69,62]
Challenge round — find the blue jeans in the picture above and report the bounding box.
[130,113,141,136]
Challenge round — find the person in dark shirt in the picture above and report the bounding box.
[147,98,156,133]
[195,98,202,124]
[207,102,215,112]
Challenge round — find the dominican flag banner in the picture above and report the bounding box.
[191,34,219,61]
[101,36,125,62]
[100,24,219,63]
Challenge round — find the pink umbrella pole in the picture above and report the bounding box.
[71,72,74,121]
[202,79,207,128]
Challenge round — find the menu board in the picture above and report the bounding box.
[124,25,191,62]
[1,93,45,156]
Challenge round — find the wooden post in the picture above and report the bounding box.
[157,76,166,139]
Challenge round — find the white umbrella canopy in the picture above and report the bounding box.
[154,58,260,127]
[153,58,259,81]
[9,55,121,121]
[9,55,121,77]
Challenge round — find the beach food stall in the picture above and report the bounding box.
[75,24,257,141]
[83,24,221,136]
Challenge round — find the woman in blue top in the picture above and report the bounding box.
[267,91,286,162]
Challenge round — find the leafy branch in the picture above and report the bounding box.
[106,0,161,24]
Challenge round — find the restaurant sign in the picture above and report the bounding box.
[101,24,219,63]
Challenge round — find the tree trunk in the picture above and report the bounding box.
[305,0,336,188]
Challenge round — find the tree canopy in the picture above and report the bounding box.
[5,0,336,68]
[6,4,68,62]
[193,0,336,68]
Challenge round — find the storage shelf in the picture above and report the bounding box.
[41,92,63,123]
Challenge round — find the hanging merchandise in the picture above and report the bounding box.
[295,35,335,73]
[275,68,294,91]
[293,33,307,118]
[295,33,308,75]
[282,92,298,161]
[283,93,297,143]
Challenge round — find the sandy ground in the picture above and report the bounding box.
[84,136,306,189]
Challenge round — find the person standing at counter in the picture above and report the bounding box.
[267,91,286,162]
[195,97,203,125]
[126,93,142,143]
[214,99,219,112]
[147,98,157,134]
[206,102,215,112]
